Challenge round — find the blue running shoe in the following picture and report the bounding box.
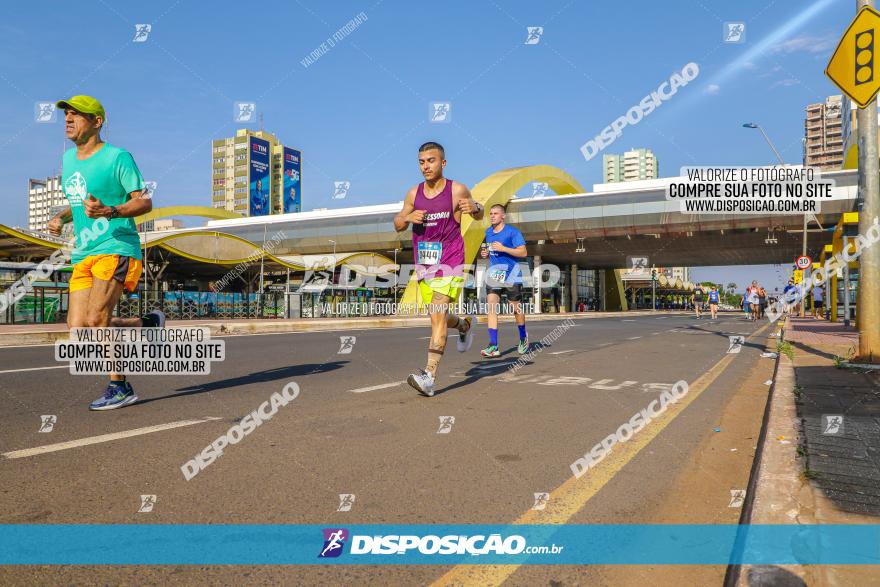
[89,381,138,411]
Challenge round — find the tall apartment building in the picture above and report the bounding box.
[841,97,880,169]
[28,176,66,233]
[803,95,843,170]
[602,148,658,183]
[211,129,302,217]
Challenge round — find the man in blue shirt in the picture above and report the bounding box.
[480,204,528,357]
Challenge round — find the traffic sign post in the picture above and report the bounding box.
[826,1,880,360]
[796,255,812,271]
[826,4,880,107]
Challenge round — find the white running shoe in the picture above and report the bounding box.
[407,369,435,397]
[457,315,474,353]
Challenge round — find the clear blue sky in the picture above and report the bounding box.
[0,0,850,290]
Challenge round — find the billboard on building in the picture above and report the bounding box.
[282,147,302,214]
[249,136,270,216]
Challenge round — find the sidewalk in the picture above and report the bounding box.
[742,317,880,587]
[0,309,689,346]
[786,318,880,518]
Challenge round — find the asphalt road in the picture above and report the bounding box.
[0,312,774,586]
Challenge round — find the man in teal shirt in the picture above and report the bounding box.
[48,95,162,410]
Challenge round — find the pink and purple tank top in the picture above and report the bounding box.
[411,179,464,279]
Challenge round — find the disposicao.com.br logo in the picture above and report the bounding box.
[318,529,563,558]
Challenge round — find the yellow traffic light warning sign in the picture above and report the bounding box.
[826,5,880,108]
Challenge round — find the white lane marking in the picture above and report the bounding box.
[2,417,223,460]
[622,319,637,322]
[598,342,613,346]
[651,332,661,335]
[627,336,642,340]
[474,361,517,370]
[549,350,576,355]
[348,381,404,393]
[0,365,67,375]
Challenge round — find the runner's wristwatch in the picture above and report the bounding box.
[109,206,120,219]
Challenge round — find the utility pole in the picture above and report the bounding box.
[651,266,657,311]
[858,0,880,360]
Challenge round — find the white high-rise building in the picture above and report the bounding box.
[28,176,65,233]
[603,148,658,183]
[803,96,843,170]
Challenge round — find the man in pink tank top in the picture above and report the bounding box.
[394,142,484,396]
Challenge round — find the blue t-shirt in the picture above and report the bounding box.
[484,224,526,285]
[708,290,720,303]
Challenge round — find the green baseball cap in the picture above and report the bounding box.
[55,95,106,119]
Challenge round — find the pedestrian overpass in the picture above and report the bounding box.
[196,166,858,269]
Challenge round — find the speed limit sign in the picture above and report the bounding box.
[795,255,812,271]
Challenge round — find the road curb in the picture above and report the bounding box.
[730,319,818,587]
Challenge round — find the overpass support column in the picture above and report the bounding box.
[569,265,578,314]
[603,269,628,311]
[532,255,542,314]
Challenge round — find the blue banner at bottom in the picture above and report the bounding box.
[1,524,878,565]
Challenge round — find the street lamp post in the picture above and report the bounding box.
[743,122,807,317]
[328,239,337,316]
[387,248,400,305]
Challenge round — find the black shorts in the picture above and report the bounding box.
[487,283,523,301]
[814,300,824,308]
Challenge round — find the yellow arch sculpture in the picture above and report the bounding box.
[0,224,63,251]
[147,231,393,270]
[397,165,586,311]
[135,205,242,225]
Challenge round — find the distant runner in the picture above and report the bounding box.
[812,285,824,320]
[748,281,760,321]
[479,204,528,357]
[758,286,768,319]
[394,142,483,397]
[692,284,705,319]
[708,285,720,319]
[782,279,796,315]
[48,95,164,410]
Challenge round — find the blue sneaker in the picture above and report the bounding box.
[89,381,138,411]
